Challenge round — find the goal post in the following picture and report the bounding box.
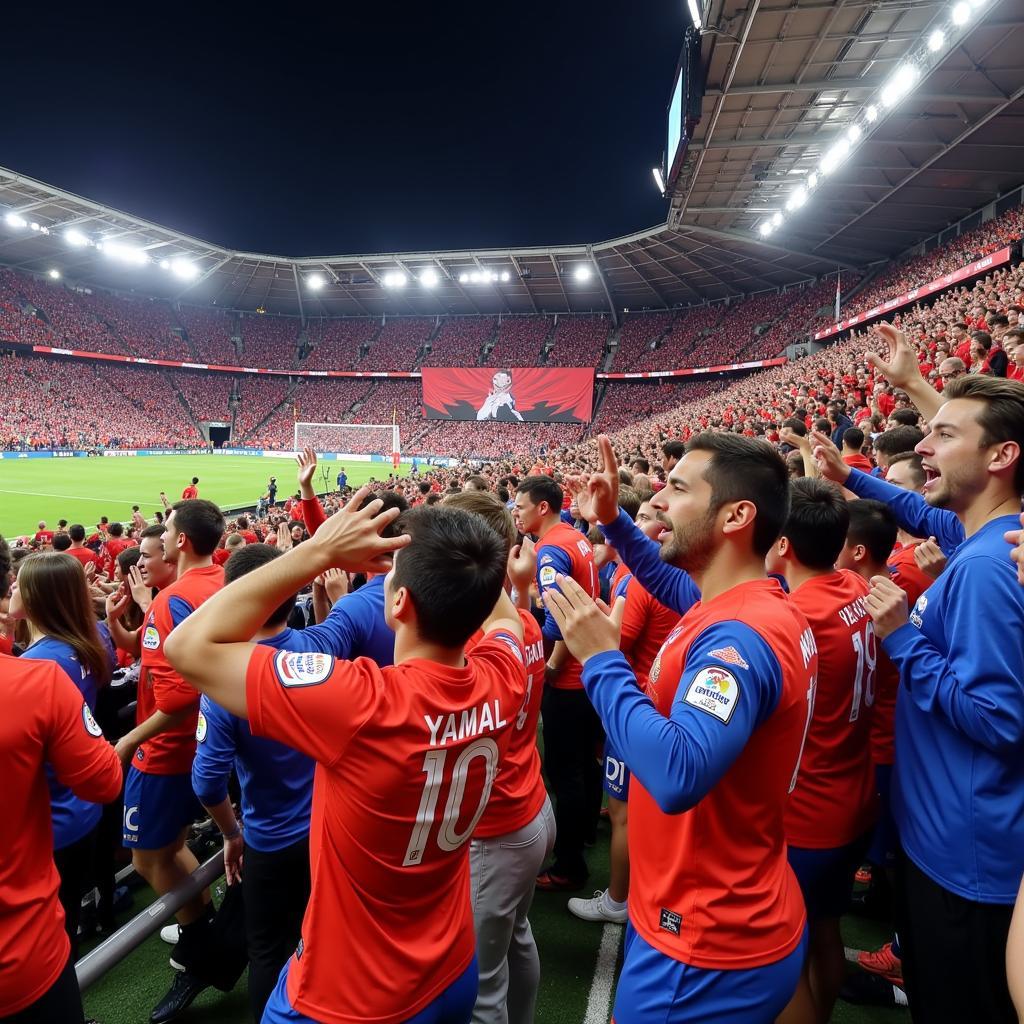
[292,422,401,467]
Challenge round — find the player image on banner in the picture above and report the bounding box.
[477,371,524,421]
[422,366,595,423]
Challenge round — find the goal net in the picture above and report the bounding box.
[293,422,401,466]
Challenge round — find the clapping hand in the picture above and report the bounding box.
[541,573,625,663]
[866,323,924,392]
[809,430,851,483]
[864,575,909,640]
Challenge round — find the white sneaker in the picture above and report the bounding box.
[567,889,628,924]
[160,923,181,945]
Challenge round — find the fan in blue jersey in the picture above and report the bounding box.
[191,543,318,1021]
[814,328,1024,1024]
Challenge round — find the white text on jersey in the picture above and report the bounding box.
[425,700,509,748]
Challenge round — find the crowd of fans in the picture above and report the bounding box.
[177,307,239,364]
[302,318,378,371]
[238,314,300,370]
[544,316,611,367]
[355,317,434,372]
[482,315,552,365]
[420,317,496,367]
[166,371,235,425]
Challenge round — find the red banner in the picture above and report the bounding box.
[813,246,1013,341]
[422,367,594,422]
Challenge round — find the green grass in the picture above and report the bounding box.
[0,456,414,538]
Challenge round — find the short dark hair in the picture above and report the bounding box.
[662,440,685,461]
[117,545,142,576]
[889,408,919,427]
[685,433,790,557]
[780,478,850,570]
[943,375,1024,493]
[225,543,295,627]
[191,477,200,485]
[69,524,86,542]
[631,458,650,474]
[52,533,71,551]
[357,490,409,538]
[140,523,166,541]
[236,515,249,529]
[971,331,993,351]
[516,475,563,515]
[814,417,831,434]
[887,451,926,489]
[617,485,642,522]
[391,506,508,647]
[170,499,225,557]
[463,475,489,492]
[108,522,124,538]
[843,427,865,451]
[873,426,924,457]
[846,500,898,565]
[782,417,807,437]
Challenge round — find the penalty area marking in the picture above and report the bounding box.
[584,922,623,1024]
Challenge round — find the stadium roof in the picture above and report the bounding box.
[0,0,1021,323]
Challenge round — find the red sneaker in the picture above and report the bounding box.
[535,870,585,892]
[857,942,903,985]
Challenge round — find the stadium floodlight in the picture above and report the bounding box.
[951,1,970,24]
[101,240,149,265]
[865,104,879,123]
[880,62,921,109]
[785,186,808,213]
[48,269,60,279]
[382,271,407,288]
[928,28,946,51]
[419,268,439,288]
[846,124,863,144]
[5,212,27,229]
[820,137,851,176]
[500,270,511,282]
[307,273,326,291]
[30,222,40,231]
[758,220,774,237]
[807,171,819,189]
[686,0,702,29]
[574,264,593,282]
[458,273,469,284]
[771,212,783,228]
[65,228,89,247]
[652,166,666,193]
[171,258,199,281]
[469,271,481,284]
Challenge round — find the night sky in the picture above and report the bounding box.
[1,5,686,256]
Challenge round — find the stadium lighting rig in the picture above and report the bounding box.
[306,273,326,291]
[457,269,511,285]
[573,264,594,283]
[756,0,991,241]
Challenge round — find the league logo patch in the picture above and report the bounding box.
[659,908,682,936]
[708,646,749,670]
[82,703,103,738]
[142,625,160,651]
[683,666,739,724]
[196,712,208,743]
[494,633,525,662]
[539,565,557,587]
[273,650,335,688]
[539,554,554,566]
[910,594,927,629]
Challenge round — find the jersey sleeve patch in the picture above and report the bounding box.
[273,650,336,688]
[683,666,739,724]
[82,703,103,737]
[707,646,749,670]
[196,712,208,743]
[142,625,161,651]
[539,565,557,587]
[492,632,525,662]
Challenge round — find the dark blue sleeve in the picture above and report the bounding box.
[537,545,574,641]
[581,621,781,814]
[600,509,700,616]
[167,596,194,629]
[844,469,964,555]
[290,589,376,658]
[191,695,234,807]
[883,554,1024,753]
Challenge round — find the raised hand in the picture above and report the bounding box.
[307,485,411,572]
[864,574,909,641]
[127,564,153,611]
[507,535,537,594]
[321,567,350,602]
[587,435,621,526]
[105,587,132,622]
[541,573,625,663]
[809,430,851,483]
[865,323,925,392]
[779,426,810,450]
[296,447,318,499]
[913,536,947,580]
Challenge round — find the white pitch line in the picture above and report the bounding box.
[584,922,623,1024]
[0,488,163,505]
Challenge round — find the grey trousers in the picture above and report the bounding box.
[469,796,556,1024]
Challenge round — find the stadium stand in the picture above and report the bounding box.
[482,315,551,366]
[420,316,496,367]
[238,314,301,370]
[544,315,611,367]
[302,318,379,371]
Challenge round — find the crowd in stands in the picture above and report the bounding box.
[545,316,610,368]
[238,314,300,370]
[356,317,434,372]
[611,311,675,369]
[232,377,293,442]
[177,307,238,364]
[482,315,551,365]
[420,317,496,367]
[302,318,378,371]
[167,370,234,424]
[591,379,719,433]
[73,290,193,362]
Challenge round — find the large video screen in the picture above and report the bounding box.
[422,367,595,423]
[666,71,683,179]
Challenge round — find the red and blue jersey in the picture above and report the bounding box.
[785,570,876,849]
[245,629,526,1024]
[135,564,224,774]
[536,521,597,690]
[582,577,816,969]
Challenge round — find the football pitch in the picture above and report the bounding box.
[0,455,414,538]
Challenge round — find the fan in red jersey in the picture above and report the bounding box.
[549,434,816,1024]
[163,495,527,1024]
